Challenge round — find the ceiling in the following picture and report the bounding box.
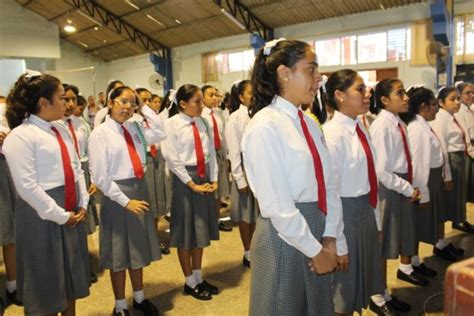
[17,0,426,62]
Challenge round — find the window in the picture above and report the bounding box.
[455,15,474,57]
[226,49,255,73]
[387,28,409,61]
[341,36,357,65]
[358,70,377,88]
[315,38,341,66]
[456,20,464,55]
[357,32,387,63]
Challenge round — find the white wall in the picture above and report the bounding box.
[0,59,26,96]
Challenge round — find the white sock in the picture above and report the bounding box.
[371,294,386,306]
[411,255,421,267]
[384,289,392,301]
[193,269,203,284]
[436,238,448,249]
[6,280,16,293]
[244,250,251,261]
[399,263,414,275]
[133,290,145,304]
[185,275,198,289]
[115,299,128,313]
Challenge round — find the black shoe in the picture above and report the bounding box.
[387,295,411,312]
[112,309,130,316]
[5,290,23,306]
[200,280,219,295]
[133,299,159,316]
[243,256,250,268]
[219,222,232,232]
[183,283,212,301]
[413,263,437,277]
[434,246,458,262]
[452,222,474,234]
[369,300,398,315]
[91,273,98,284]
[397,269,428,286]
[160,242,170,255]
[0,298,4,315]
[447,242,465,256]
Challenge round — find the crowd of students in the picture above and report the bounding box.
[0,38,472,315]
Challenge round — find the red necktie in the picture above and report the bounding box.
[191,121,206,179]
[210,111,221,150]
[144,119,158,157]
[51,126,77,212]
[298,111,327,215]
[66,118,80,156]
[121,126,144,179]
[453,117,469,155]
[356,125,378,208]
[397,123,413,184]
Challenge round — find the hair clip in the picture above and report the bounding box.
[168,89,177,105]
[263,38,286,56]
[232,79,243,88]
[454,81,464,88]
[406,84,425,92]
[320,75,328,93]
[25,69,42,79]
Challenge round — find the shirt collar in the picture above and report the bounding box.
[178,112,194,123]
[438,108,453,120]
[202,106,213,115]
[415,114,431,130]
[104,115,122,132]
[274,96,299,119]
[332,111,357,134]
[379,109,402,127]
[29,114,53,131]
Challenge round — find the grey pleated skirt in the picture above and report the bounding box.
[15,185,91,314]
[465,145,473,202]
[81,161,99,235]
[378,173,416,259]
[230,178,259,224]
[250,202,333,316]
[215,147,230,199]
[156,149,171,217]
[145,153,160,219]
[414,167,445,245]
[446,152,467,224]
[0,154,15,246]
[170,166,219,250]
[100,177,161,272]
[333,195,384,314]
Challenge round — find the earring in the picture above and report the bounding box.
[340,98,344,103]
[284,78,289,82]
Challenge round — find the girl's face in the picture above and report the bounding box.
[203,87,218,108]
[181,90,204,118]
[281,46,322,107]
[150,96,161,112]
[337,75,371,119]
[64,89,77,117]
[460,85,473,106]
[239,84,253,107]
[108,89,138,124]
[138,90,152,106]
[441,91,460,114]
[39,84,66,122]
[382,81,409,114]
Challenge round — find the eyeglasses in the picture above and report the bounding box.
[114,98,138,109]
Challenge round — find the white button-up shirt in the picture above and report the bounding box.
[201,106,226,151]
[57,115,91,162]
[161,112,218,185]
[408,115,444,203]
[454,103,474,141]
[3,114,89,225]
[93,106,109,128]
[241,96,346,258]
[88,105,166,207]
[369,109,414,197]
[225,105,250,189]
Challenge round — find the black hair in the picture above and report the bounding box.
[201,85,215,96]
[325,69,359,110]
[437,86,457,105]
[136,87,150,95]
[230,80,251,113]
[64,84,79,96]
[159,90,179,117]
[6,73,61,129]
[151,94,160,100]
[176,84,200,115]
[399,86,436,124]
[311,87,328,124]
[220,92,230,110]
[105,80,124,104]
[369,78,402,114]
[250,40,310,116]
[77,95,87,106]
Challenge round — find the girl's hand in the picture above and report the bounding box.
[125,200,150,215]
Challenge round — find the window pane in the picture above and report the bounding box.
[357,32,387,63]
[341,36,357,65]
[387,28,407,61]
[243,49,255,71]
[456,20,464,55]
[228,52,243,72]
[466,17,474,54]
[358,70,377,88]
[315,38,341,66]
[215,53,229,74]
[406,28,411,60]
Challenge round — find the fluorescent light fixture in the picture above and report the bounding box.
[147,14,165,27]
[77,10,102,26]
[125,0,140,10]
[379,3,385,10]
[175,19,182,24]
[77,41,88,48]
[221,8,246,30]
[64,24,77,33]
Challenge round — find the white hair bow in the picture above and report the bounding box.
[25,69,42,79]
[263,38,286,56]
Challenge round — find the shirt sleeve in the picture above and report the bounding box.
[3,133,71,225]
[88,131,130,207]
[243,123,323,258]
[141,105,167,145]
[409,124,431,203]
[430,119,452,182]
[161,121,192,184]
[225,116,248,189]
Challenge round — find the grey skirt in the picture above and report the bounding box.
[250,202,333,316]
[0,154,15,246]
[15,185,91,314]
[333,195,384,314]
[81,161,99,235]
[100,178,161,272]
[414,167,445,244]
[230,178,259,224]
[378,173,416,259]
[446,152,467,224]
[215,147,230,199]
[465,146,473,202]
[156,149,171,217]
[145,153,160,219]
[170,166,219,250]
